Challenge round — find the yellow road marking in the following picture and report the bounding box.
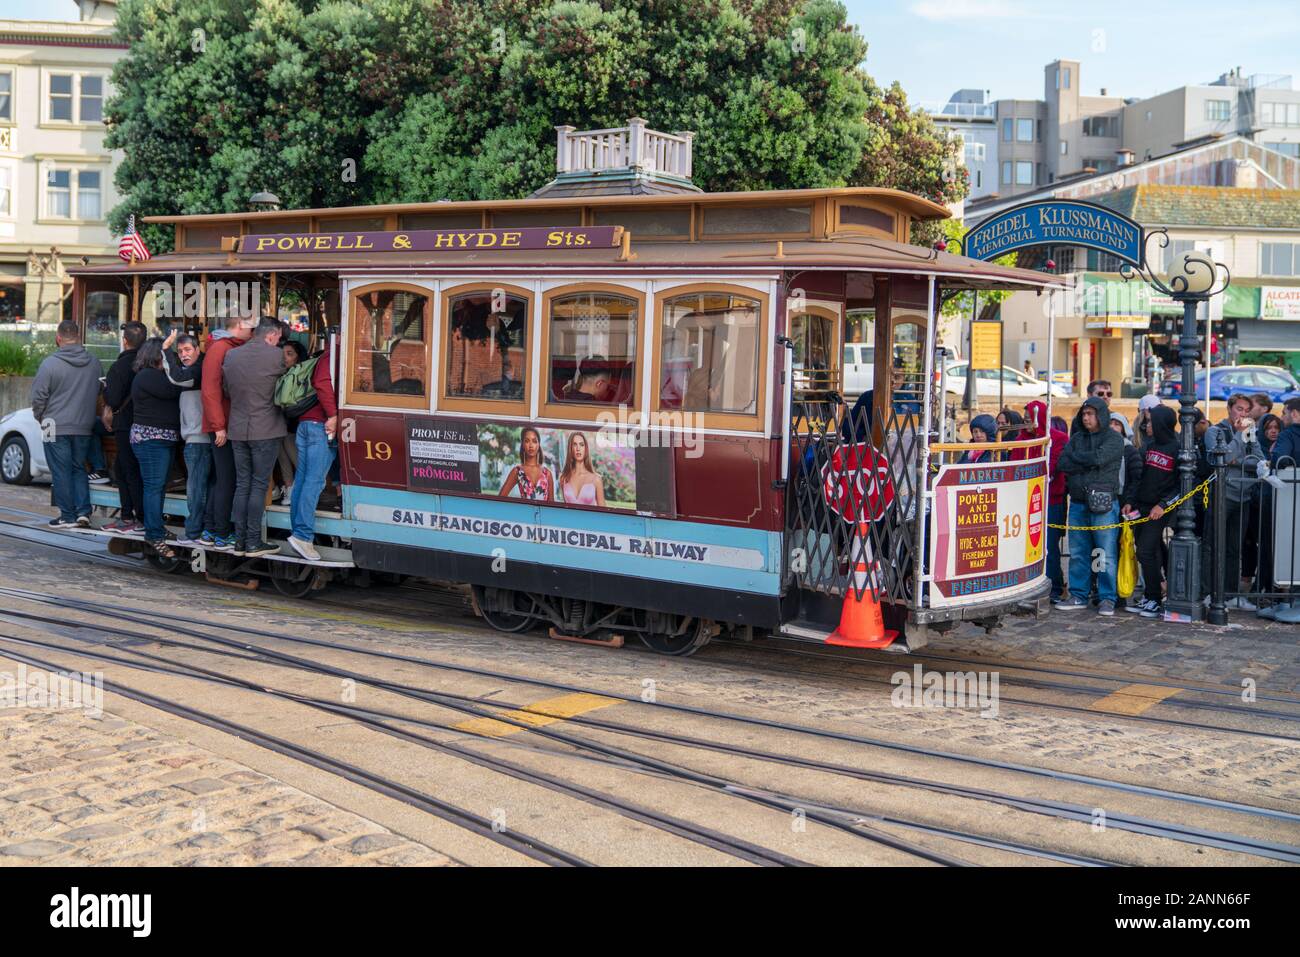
[454,692,620,738]
[1088,683,1180,716]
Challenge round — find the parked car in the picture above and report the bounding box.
[944,362,1070,399]
[0,408,49,485]
[1158,365,1300,402]
[841,342,875,396]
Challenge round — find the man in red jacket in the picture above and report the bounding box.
[199,313,254,549]
[287,337,339,562]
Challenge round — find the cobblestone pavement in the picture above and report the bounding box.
[0,704,455,867]
[938,604,1300,695]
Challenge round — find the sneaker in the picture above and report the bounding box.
[174,536,197,547]
[87,470,110,485]
[244,541,281,558]
[75,515,92,528]
[102,519,126,532]
[1226,596,1258,612]
[287,536,320,562]
[212,535,236,552]
[47,517,78,530]
[1054,596,1089,610]
[1138,599,1162,618]
[271,486,285,504]
[1098,600,1116,616]
[1124,599,1144,613]
[118,521,143,535]
[199,531,216,547]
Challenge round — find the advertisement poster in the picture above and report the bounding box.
[929,459,1047,608]
[405,418,637,510]
[1261,287,1300,321]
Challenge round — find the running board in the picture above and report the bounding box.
[75,523,354,568]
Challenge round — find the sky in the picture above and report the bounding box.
[3,0,1297,106]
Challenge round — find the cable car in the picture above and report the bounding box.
[70,123,1062,654]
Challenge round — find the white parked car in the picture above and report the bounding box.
[842,343,875,396]
[944,362,1070,399]
[0,408,49,485]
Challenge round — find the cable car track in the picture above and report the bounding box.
[0,587,1296,865]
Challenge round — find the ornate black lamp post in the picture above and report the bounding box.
[1123,237,1230,620]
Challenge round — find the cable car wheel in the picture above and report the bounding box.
[472,586,539,633]
[270,564,324,599]
[145,548,186,574]
[637,611,714,657]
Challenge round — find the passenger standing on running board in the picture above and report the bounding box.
[29,319,104,530]
[200,312,254,551]
[166,333,209,547]
[221,316,287,558]
[102,321,147,533]
[287,336,338,562]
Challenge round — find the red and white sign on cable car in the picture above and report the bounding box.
[822,443,895,523]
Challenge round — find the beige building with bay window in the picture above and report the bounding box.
[0,0,124,331]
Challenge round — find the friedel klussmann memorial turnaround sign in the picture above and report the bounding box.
[964,200,1145,267]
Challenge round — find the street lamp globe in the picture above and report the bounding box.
[1170,251,1217,297]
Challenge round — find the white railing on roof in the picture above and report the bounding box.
[920,100,996,119]
[555,119,694,178]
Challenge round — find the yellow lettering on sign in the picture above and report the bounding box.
[314,236,331,250]
[434,233,454,248]
[255,237,276,251]
[501,232,522,247]
[276,237,294,251]
[475,232,497,248]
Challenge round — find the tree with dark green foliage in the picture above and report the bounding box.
[105,0,964,253]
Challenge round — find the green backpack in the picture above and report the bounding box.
[274,354,322,418]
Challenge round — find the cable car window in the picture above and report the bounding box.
[659,291,760,415]
[445,290,529,402]
[547,291,638,407]
[351,287,430,403]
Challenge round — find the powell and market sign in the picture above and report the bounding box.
[964,200,1145,267]
[237,226,621,255]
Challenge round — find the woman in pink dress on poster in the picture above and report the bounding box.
[559,431,606,507]
[498,426,555,501]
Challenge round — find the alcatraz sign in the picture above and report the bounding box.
[238,226,621,255]
[964,200,1144,267]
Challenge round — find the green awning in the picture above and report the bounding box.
[1082,274,1149,317]
[1144,282,1258,318]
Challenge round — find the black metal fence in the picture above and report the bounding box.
[1208,451,1300,622]
[785,397,924,604]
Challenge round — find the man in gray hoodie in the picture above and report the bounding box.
[29,319,104,529]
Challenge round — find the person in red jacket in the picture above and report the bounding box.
[199,313,253,549]
[287,337,339,561]
[1026,400,1068,601]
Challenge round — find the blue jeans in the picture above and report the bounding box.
[1046,501,1066,599]
[1067,500,1120,604]
[291,421,336,541]
[183,442,213,539]
[134,439,175,543]
[44,435,91,522]
[88,419,108,472]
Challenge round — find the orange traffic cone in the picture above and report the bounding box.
[827,524,898,649]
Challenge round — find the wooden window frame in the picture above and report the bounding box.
[787,302,843,395]
[437,281,534,417]
[696,201,816,242]
[829,199,900,241]
[539,282,647,423]
[345,282,434,411]
[651,282,770,433]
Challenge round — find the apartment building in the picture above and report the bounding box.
[0,0,125,330]
[923,89,999,201]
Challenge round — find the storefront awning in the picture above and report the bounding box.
[1149,284,1258,318]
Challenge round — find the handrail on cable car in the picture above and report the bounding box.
[927,437,1050,452]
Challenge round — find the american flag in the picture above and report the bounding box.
[118,214,151,263]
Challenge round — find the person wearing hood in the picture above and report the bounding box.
[1122,405,1179,617]
[102,320,147,533]
[200,311,254,550]
[1202,393,1262,607]
[1056,396,1125,614]
[999,408,1028,461]
[29,319,104,529]
[1134,393,1163,451]
[963,414,998,464]
[1109,411,1144,511]
[1026,400,1068,600]
[1270,398,1300,468]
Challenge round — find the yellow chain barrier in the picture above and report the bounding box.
[1047,475,1216,532]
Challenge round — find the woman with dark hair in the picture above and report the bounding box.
[559,431,605,507]
[1051,415,1069,436]
[129,336,186,556]
[273,338,310,502]
[1258,413,1283,457]
[962,414,997,464]
[999,408,1028,460]
[498,426,554,500]
[1122,405,1180,617]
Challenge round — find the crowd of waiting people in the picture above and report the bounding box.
[28,311,338,563]
[961,378,1300,618]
